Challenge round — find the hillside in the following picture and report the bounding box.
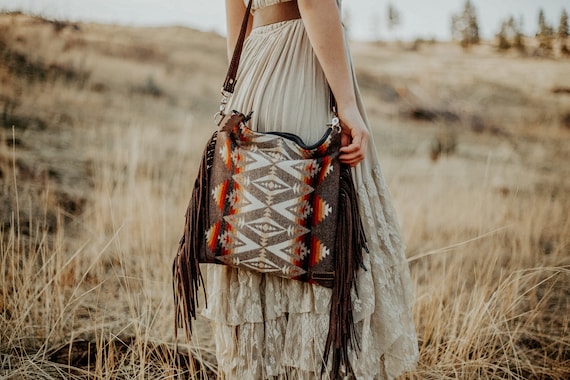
[1,13,569,379]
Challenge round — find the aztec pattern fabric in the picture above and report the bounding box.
[206,112,342,287]
[173,112,368,377]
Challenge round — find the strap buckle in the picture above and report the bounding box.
[214,89,232,126]
[328,116,341,133]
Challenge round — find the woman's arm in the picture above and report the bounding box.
[225,0,253,61]
[298,0,369,166]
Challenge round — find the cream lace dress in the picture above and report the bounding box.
[201,0,419,378]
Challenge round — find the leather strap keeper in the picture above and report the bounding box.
[252,1,301,29]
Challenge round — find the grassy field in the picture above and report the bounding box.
[1,13,569,379]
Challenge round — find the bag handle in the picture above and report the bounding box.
[216,0,338,124]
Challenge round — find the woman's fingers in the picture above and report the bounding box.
[340,136,361,153]
[340,150,364,165]
[337,104,369,166]
[339,124,368,166]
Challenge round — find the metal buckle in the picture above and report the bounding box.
[214,111,225,126]
[214,89,232,126]
[328,116,341,133]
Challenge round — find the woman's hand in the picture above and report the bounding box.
[298,0,369,166]
[338,105,369,167]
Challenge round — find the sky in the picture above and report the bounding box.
[0,0,568,41]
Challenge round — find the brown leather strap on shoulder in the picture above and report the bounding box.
[221,0,337,116]
[222,0,254,94]
[252,1,301,29]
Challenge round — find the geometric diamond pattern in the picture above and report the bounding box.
[206,119,341,283]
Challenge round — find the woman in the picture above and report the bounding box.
[201,0,418,378]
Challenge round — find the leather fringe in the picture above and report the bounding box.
[173,129,369,377]
[322,164,368,378]
[172,132,218,341]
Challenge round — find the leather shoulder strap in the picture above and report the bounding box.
[222,0,253,95]
[220,0,337,115]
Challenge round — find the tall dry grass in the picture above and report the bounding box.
[0,122,214,378]
[385,156,570,379]
[2,118,568,378]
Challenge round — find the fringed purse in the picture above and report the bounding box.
[173,0,368,377]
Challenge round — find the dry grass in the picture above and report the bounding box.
[1,13,569,379]
[390,159,569,379]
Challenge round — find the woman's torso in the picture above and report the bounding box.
[230,0,342,144]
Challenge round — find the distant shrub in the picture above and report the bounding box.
[0,36,90,85]
[562,113,570,129]
[412,37,437,50]
[430,129,457,162]
[1,98,48,131]
[131,76,165,98]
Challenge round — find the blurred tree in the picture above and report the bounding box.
[387,3,401,32]
[451,0,480,49]
[496,15,525,53]
[513,15,526,52]
[537,8,554,54]
[538,9,548,33]
[559,9,569,55]
[497,23,510,50]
